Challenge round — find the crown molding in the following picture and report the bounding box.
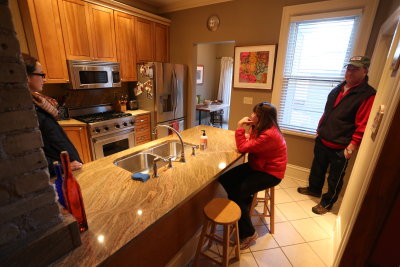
[158,0,233,13]
[85,0,171,25]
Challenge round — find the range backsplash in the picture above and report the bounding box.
[42,82,137,108]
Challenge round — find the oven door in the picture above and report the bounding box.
[92,129,135,160]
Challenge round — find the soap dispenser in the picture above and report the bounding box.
[200,130,208,150]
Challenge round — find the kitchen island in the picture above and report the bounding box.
[53,125,243,266]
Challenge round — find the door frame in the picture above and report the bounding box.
[333,7,400,266]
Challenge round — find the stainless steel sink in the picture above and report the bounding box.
[114,153,157,173]
[147,141,194,160]
[114,141,196,173]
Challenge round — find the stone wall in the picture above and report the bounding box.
[0,0,62,260]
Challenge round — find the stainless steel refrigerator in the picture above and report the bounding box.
[136,62,186,138]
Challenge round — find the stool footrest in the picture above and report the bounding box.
[249,187,275,234]
[199,243,239,265]
[200,253,223,265]
[206,231,238,246]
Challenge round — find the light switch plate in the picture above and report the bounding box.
[243,97,253,104]
[371,104,385,141]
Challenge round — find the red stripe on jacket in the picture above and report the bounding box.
[235,126,287,179]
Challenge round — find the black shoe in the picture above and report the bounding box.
[312,203,331,215]
[297,187,321,198]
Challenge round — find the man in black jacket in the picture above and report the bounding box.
[297,56,376,214]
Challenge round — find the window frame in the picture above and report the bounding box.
[271,0,379,138]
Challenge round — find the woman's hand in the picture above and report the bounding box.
[71,160,83,171]
[237,117,253,128]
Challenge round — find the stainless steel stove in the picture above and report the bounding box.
[69,105,135,160]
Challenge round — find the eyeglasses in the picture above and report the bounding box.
[30,73,46,78]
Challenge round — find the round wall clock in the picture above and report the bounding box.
[207,15,220,32]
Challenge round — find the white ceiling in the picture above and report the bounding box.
[139,0,233,13]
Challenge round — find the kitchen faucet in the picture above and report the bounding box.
[153,156,173,178]
[152,125,186,163]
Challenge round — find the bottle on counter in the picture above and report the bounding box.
[53,161,66,209]
[60,151,88,232]
[200,130,208,150]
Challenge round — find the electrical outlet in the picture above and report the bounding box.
[243,97,253,104]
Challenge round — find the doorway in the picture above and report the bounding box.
[195,41,235,129]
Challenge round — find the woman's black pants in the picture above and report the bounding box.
[218,162,281,239]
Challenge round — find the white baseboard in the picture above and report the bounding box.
[285,163,330,191]
[285,163,310,183]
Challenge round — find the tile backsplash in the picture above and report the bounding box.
[43,82,137,108]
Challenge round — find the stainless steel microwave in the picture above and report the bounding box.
[67,60,121,89]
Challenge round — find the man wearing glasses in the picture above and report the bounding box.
[297,56,376,215]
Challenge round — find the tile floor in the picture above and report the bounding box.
[192,177,339,267]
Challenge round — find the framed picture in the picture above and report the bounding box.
[196,65,204,84]
[233,45,276,89]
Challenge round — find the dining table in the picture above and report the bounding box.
[196,103,230,125]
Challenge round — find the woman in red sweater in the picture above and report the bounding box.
[219,102,287,249]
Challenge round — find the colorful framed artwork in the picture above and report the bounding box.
[233,45,276,89]
[196,65,204,84]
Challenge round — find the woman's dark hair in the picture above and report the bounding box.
[21,53,38,75]
[251,102,281,136]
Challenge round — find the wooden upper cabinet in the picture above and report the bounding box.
[87,3,117,62]
[135,18,155,62]
[57,0,93,61]
[154,23,169,62]
[58,0,117,62]
[18,0,69,83]
[114,12,137,81]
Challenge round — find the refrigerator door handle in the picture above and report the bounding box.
[170,71,175,116]
[172,69,178,117]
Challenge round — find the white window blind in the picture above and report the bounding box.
[279,15,360,134]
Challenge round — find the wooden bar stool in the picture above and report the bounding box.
[249,187,275,234]
[193,198,241,267]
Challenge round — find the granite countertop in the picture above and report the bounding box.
[58,118,86,127]
[124,109,151,116]
[54,125,243,266]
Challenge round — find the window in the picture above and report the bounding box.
[279,14,360,134]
